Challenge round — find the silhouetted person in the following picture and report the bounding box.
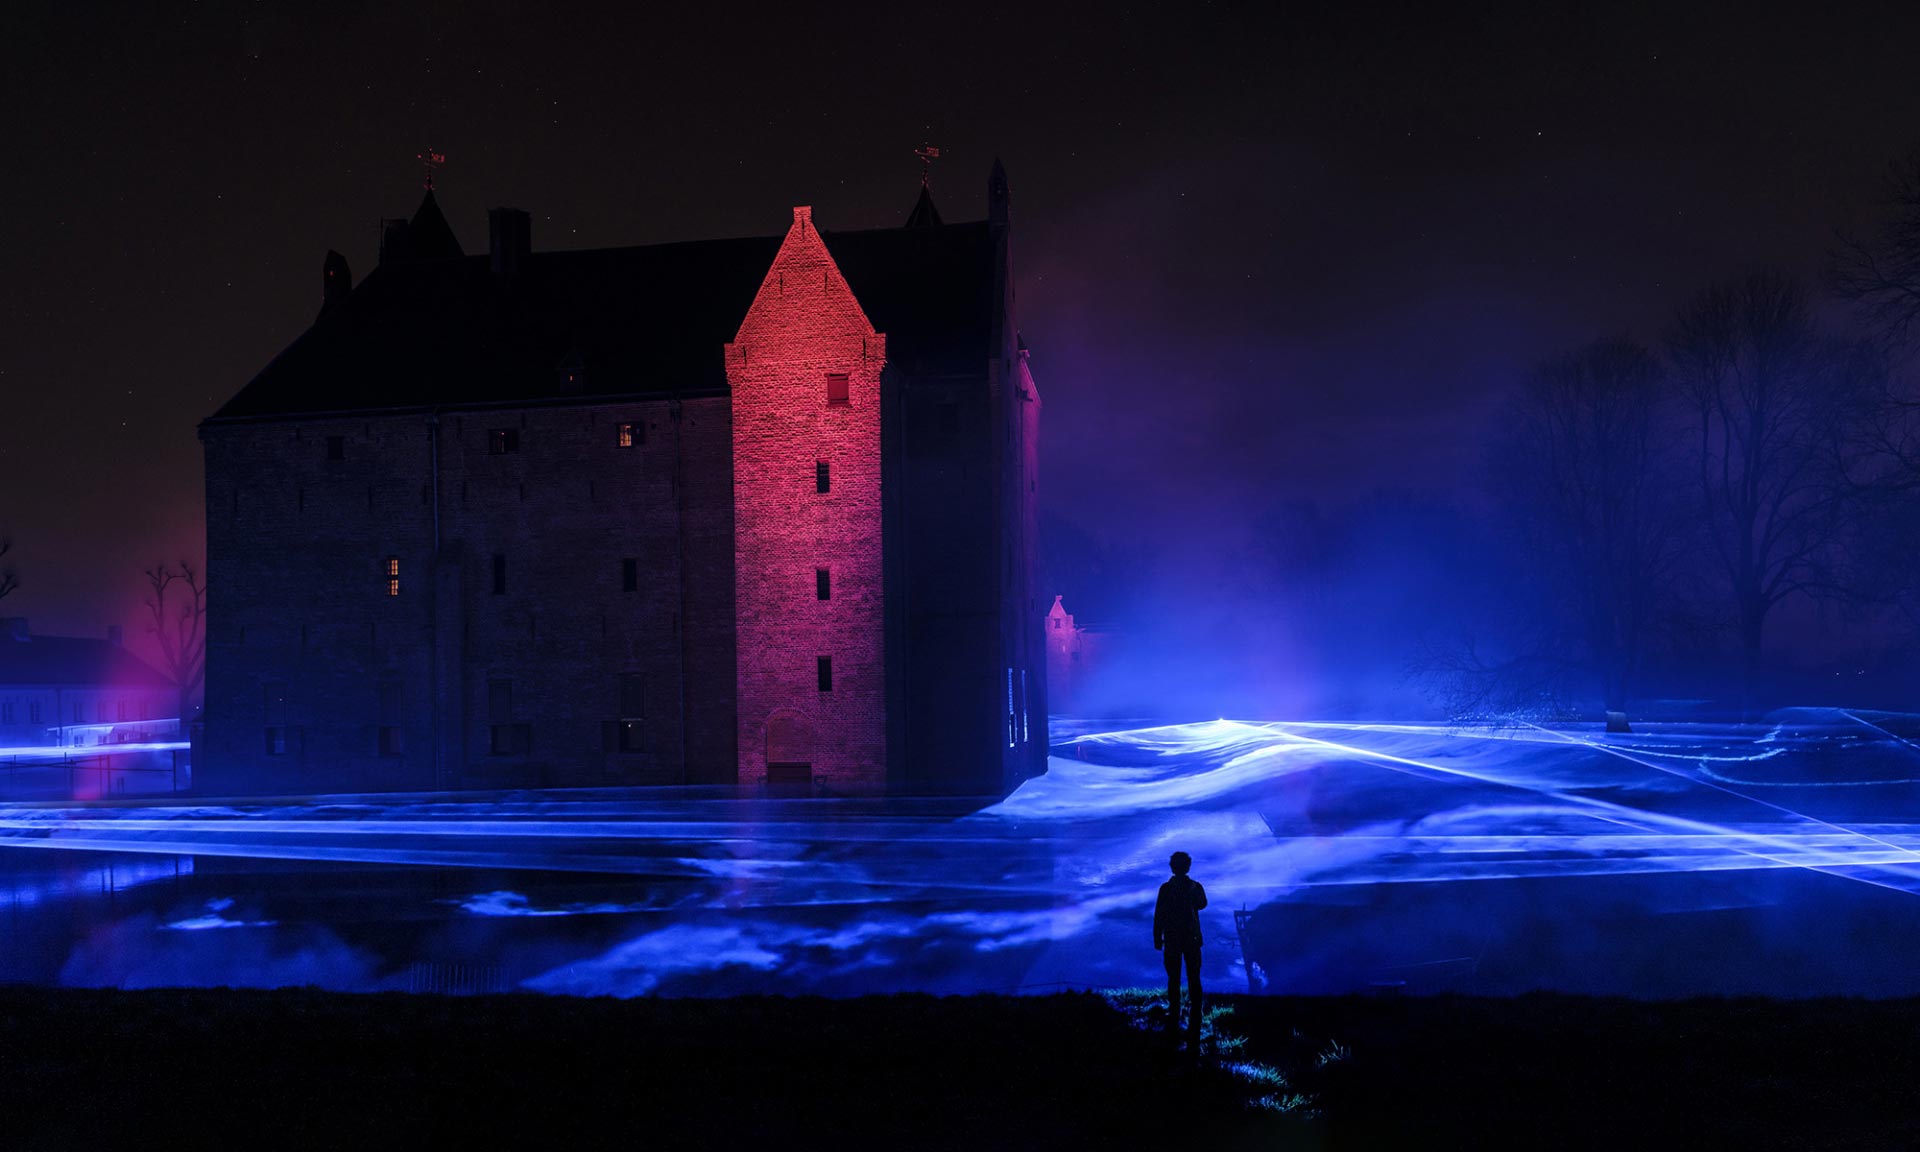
[1153,850,1207,1048]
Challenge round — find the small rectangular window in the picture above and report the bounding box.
[816,461,831,494]
[816,568,831,601]
[622,558,638,593]
[826,373,850,406]
[29,702,42,724]
[617,422,641,448]
[377,681,404,756]
[607,672,647,753]
[488,428,520,455]
[817,656,833,693]
[1,703,12,724]
[264,681,288,727]
[384,555,401,596]
[1007,667,1018,749]
[265,727,289,756]
[379,681,403,726]
[490,723,531,756]
[492,552,507,595]
[603,719,647,754]
[326,435,344,462]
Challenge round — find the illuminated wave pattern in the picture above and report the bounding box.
[4,709,1920,997]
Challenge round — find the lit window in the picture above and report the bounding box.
[622,558,638,593]
[385,556,400,596]
[488,429,520,455]
[816,568,831,601]
[617,422,641,448]
[816,461,831,494]
[826,373,850,406]
[817,656,833,693]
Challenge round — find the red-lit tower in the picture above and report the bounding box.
[729,207,889,792]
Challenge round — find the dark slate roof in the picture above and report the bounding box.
[0,633,176,689]
[207,217,997,422]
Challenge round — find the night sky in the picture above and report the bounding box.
[4,1,1918,675]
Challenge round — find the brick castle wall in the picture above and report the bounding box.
[729,207,889,794]
[199,396,735,795]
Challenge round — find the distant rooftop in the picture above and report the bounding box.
[0,620,176,690]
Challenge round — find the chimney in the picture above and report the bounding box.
[2,617,26,641]
[988,158,1010,227]
[107,624,123,647]
[321,250,352,315]
[489,207,531,279]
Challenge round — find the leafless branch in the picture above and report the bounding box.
[144,560,207,710]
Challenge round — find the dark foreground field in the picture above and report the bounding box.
[2,988,1917,1150]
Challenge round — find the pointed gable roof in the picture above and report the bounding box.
[408,189,465,260]
[904,184,944,228]
[733,206,879,345]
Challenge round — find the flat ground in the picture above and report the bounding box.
[2,989,1916,1150]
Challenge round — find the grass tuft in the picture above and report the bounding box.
[1253,1092,1316,1116]
[1316,1039,1351,1067]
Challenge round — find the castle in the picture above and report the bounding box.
[198,166,1046,797]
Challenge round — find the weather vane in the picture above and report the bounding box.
[914,143,940,188]
[416,149,447,191]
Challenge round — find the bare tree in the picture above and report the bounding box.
[1833,148,1920,346]
[0,537,16,602]
[1489,339,1685,713]
[1837,382,1920,626]
[1666,271,1877,709]
[1411,635,1579,726]
[145,561,207,721]
[1832,148,1920,627]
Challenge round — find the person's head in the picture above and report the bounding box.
[1169,851,1192,876]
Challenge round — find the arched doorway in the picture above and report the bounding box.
[764,709,813,789]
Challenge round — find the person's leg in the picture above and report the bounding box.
[1163,947,1182,1034]
[1185,948,1204,1042]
